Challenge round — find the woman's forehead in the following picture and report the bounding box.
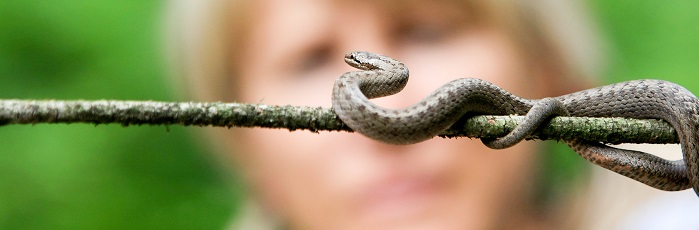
[248,0,479,29]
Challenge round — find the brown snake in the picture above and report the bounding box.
[332,51,699,195]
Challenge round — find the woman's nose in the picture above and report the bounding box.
[335,3,392,57]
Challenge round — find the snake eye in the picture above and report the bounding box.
[344,53,358,62]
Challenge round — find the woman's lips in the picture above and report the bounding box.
[358,174,441,220]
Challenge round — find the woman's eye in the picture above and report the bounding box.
[398,23,448,44]
[394,16,465,47]
[292,45,333,74]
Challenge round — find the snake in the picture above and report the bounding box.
[331,51,699,195]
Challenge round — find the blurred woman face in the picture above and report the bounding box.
[229,0,550,229]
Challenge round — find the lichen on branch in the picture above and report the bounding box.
[0,99,678,144]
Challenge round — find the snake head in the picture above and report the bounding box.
[344,51,394,71]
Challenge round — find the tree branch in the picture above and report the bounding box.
[0,99,678,144]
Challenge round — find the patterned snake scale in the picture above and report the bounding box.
[332,51,699,195]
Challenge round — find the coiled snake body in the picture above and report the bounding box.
[332,51,699,195]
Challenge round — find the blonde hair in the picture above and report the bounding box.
[164,0,249,102]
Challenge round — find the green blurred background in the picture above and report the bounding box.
[0,1,698,229]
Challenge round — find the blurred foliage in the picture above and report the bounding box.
[0,1,239,229]
[590,1,699,88]
[0,0,698,229]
